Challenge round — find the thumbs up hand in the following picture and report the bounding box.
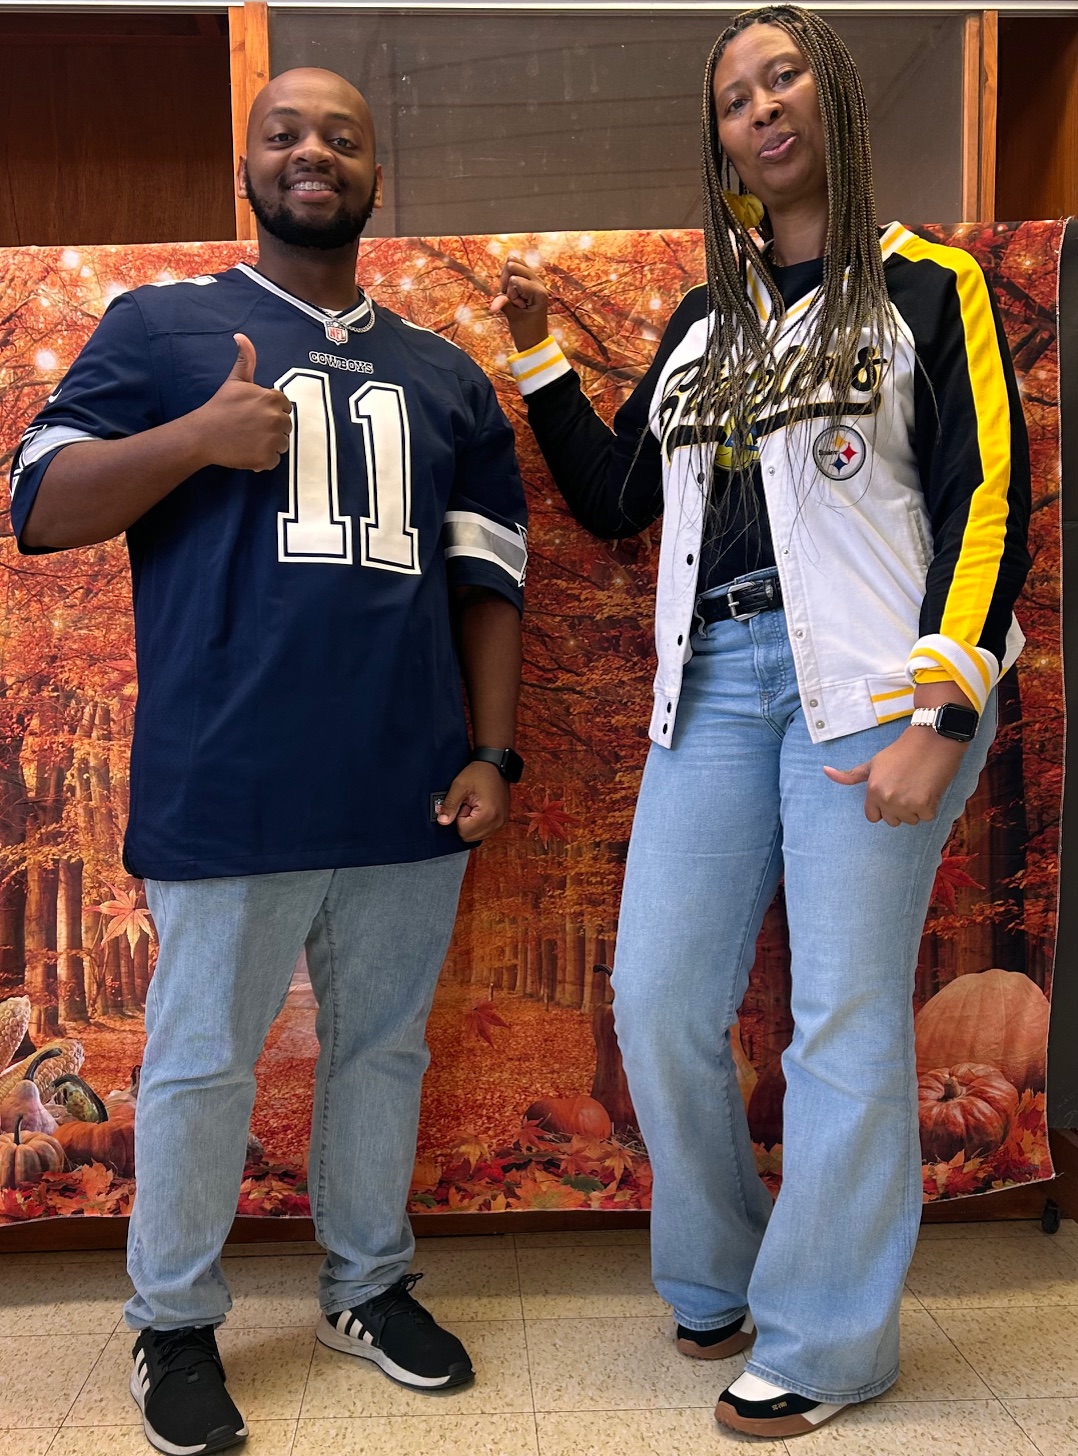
[195,333,292,471]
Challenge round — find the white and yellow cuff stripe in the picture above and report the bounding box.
[906,633,998,715]
[508,336,572,397]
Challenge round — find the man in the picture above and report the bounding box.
[9,69,527,1456]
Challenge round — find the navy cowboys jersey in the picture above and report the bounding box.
[9,265,528,878]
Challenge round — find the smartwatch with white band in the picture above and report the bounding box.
[910,704,979,743]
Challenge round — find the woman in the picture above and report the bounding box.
[492,4,1030,1440]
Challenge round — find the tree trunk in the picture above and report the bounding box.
[0,687,29,996]
[988,668,1031,977]
[0,876,26,1000]
[134,932,151,1005]
[56,858,88,1025]
[25,863,59,1038]
[566,917,586,1009]
[119,935,139,1014]
[541,937,557,1005]
[523,938,540,999]
[105,936,124,1015]
[82,906,110,1018]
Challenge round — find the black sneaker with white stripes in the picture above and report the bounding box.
[130,1326,247,1455]
[714,1370,849,1438]
[316,1272,474,1391]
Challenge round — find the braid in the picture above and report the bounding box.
[694,5,895,507]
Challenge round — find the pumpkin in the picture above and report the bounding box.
[0,995,32,1072]
[918,1062,1019,1163]
[747,1059,786,1149]
[105,1065,141,1119]
[0,1038,84,1105]
[54,1109,135,1177]
[0,1116,66,1187]
[915,969,1049,1092]
[0,1048,62,1134]
[525,1094,613,1140]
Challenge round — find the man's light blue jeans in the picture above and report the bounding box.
[613,591,996,1404]
[125,855,467,1331]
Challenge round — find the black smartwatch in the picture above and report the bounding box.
[910,704,979,743]
[471,745,525,783]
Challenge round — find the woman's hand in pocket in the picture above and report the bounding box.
[823,727,968,826]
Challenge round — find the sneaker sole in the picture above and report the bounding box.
[676,1328,755,1361]
[129,1367,248,1455]
[316,1314,474,1392]
[714,1397,846,1439]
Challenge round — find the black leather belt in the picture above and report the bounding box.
[696,574,783,625]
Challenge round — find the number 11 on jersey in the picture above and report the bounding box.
[275,368,420,573]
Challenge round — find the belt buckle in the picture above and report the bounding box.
[726,581,763,622]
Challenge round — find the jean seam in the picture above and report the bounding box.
[718,825,784,1233]
[751,614,787,741]
[312,895,342,1236]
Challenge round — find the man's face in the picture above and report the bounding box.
[239,74,383,250]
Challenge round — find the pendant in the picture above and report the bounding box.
[324,320,349,345]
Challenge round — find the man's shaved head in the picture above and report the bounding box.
[246,68,376,152]
[239,67,382,253]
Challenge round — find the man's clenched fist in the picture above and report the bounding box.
[194,334,292,472]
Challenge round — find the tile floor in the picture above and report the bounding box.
[2,1217,1077,1455]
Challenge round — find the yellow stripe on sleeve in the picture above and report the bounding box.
[507,335,557,364]
[910,645,985,715]
[895,235,1012,648]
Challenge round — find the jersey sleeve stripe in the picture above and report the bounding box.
[15,423,100,474]
[509,338,572,396]
[906,636,995,715]
[444,510,527,587]
[895,234,1013,648]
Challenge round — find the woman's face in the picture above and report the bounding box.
[712,23,827,214]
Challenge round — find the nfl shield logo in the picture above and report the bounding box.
[324,320,349,345]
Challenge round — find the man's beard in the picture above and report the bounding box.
[247,176,378,250]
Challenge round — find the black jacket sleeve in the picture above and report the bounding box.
[888,242,1031,681]
[514,286,710,541]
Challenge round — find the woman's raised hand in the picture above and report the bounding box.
[490,257,551,353]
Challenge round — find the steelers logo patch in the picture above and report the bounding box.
[812,425,867,480]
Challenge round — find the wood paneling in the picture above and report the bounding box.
[997,16,1078,221]
[0,14,233,247]
[229,2,271,240]
[961,11,998,222]
[4,1185,1072,1252]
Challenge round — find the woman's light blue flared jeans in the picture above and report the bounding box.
[613,594,995,1404]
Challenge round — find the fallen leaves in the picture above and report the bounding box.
[405,1121,650,1214]
[464,1000,511,1047]
[921,1090,1053,1201]
[0,1161,133,1223]
[236,1160,310,1218]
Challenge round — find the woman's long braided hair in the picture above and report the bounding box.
[694,5,895,505]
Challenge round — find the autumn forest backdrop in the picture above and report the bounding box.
[0,223,1064,1222]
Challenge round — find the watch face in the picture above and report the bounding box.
[503,748,525,784]
[936,704,979,742]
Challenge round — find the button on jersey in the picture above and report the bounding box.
[10,267,527,878]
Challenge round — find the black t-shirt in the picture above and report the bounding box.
[521,255,824,598]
